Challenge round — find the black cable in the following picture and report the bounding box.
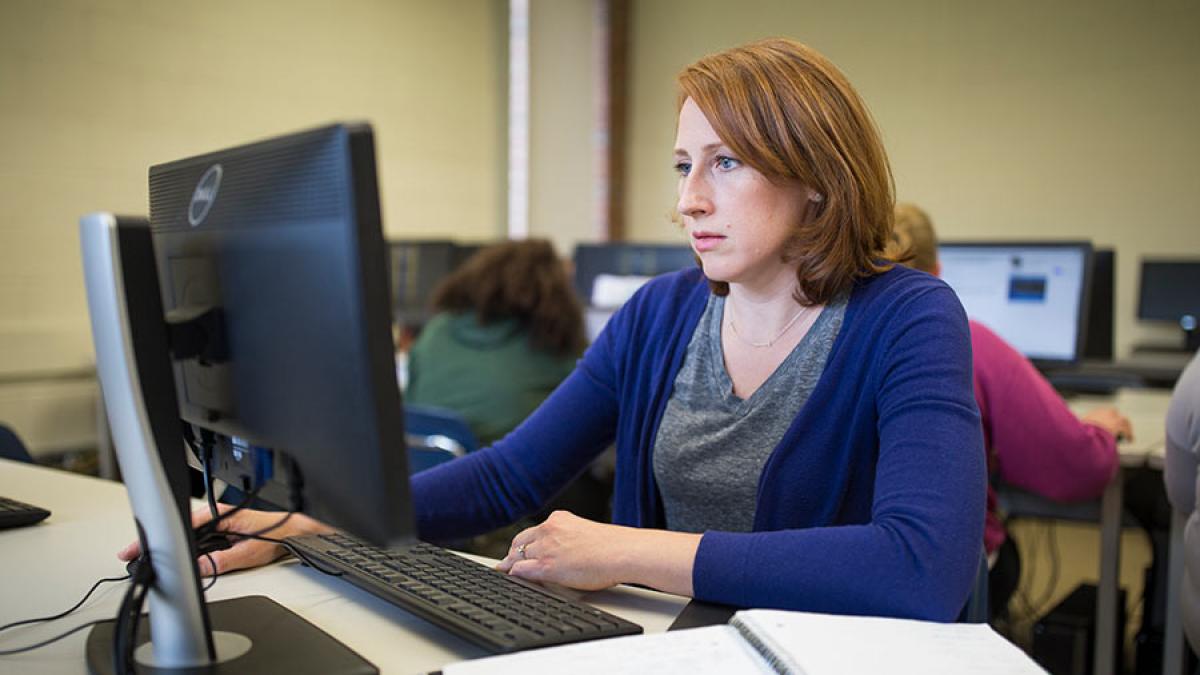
[112,544,155,675]
[13,430,243,668]
[0,574,129,633]
[176,447,325,580]
[197,429,219,521]
[195,476,264,536]
[189,496,302,578]
[241,533,344,577]
[189,484,277,561]
[0,619,110,656]
[202,553,219,591]
[122,572,152,674]
[111,565,140,675]
[228,510,293,541]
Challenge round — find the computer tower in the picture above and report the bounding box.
[1031,583,1125,675]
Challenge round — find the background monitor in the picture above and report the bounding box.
[1137,259,1200,351]
[936,241,1093,366]
[572,243,696,342]
[388,240,486,328]
[1082,248,1115,361]
[571,242,695,303]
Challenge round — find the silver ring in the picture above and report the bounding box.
[517,543,528,559]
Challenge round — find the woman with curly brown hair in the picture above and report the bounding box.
[406,239,585,444]
[134,37,985,621]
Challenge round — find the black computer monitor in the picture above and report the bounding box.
[571,242,695,303]
[80,123,408,673]
[1137,259,1200,352]
[1082,248,1115,361]
[388,240,463,326]
[936,241,1093,367]
[151,123,411,543]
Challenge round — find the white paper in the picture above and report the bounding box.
[735,609,1047,675]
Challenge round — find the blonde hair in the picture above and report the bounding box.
[890,203,938,274]
[676,37,897,304]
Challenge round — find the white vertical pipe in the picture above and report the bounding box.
[508,0,530,240]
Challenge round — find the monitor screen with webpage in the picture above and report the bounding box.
[936,242,1093,366]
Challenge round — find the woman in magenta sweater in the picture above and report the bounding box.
[891,203,1132,617]
[123,41,987,620]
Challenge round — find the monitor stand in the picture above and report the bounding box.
[80,213,377,674]
[85,596,375,675]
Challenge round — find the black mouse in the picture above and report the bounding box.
[194,529,236,556]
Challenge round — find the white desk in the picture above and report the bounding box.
[0,460,688,674]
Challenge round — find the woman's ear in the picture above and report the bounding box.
[807,189,824,203]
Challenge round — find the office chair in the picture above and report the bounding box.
[0,424,35,464]
[404,405,479,474]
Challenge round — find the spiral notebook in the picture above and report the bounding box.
[443,609,1047,675]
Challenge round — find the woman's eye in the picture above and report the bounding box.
[715,156,740,171]
[673,161,692,176]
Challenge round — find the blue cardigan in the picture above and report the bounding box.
[412,266,986,621]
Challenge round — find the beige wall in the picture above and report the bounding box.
[625,0,1200,357]
[528,0,596,255]
[0,0,507,452]
[4,1,1198,450]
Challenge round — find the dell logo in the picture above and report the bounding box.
[188,164,223,226]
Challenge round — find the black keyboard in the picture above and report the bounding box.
[286,533,642,653]
[0,495,51,530]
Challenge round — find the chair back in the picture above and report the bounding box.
[0,425,34,464]
[404,405,479,473]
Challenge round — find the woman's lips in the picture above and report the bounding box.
[691,231,726,252]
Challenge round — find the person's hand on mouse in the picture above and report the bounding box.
[117,503,334,577]
[1080,407,1134,443]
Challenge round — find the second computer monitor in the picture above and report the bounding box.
[937,242,1093,367]
[1138,259,1200,352]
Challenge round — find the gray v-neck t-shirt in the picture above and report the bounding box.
[652,293,846,533]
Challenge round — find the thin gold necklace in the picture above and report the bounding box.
[727,301,812,348]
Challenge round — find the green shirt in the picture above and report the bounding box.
[405,312,578,445]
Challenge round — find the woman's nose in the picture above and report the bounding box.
[677,173,713,219]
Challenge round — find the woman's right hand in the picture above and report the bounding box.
[116,504,333,577]
[1080,406,1134,442]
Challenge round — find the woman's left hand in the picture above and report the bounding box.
[497,510,702,595]
[496,511,631,591]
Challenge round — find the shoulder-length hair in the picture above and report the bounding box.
[676,38,897,304]
[430,239,586,356]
